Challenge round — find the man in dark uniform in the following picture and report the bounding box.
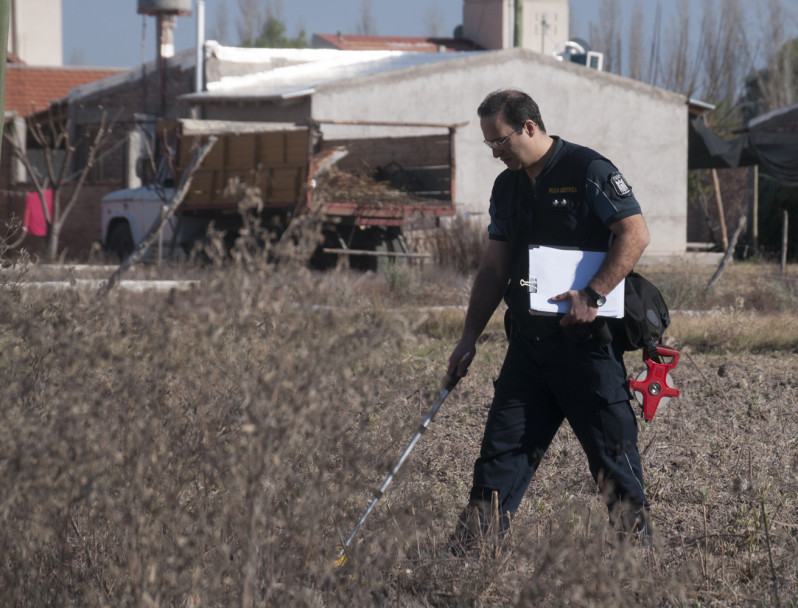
[447,89,652,549]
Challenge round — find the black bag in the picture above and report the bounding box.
[610,271,671,358]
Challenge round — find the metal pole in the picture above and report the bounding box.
[195,1,205,94]
[334,374,461,566]
[752,164,759,252]
[448,126,456,203]
[0,0,10,163]
[158,14,167,118]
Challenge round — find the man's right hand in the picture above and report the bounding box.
[447,341,474,384]
[444,239,510,388]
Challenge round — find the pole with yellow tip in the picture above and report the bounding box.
[333,370,464,568]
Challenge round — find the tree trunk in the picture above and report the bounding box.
[46,224,60,262]
[711,169,728,250]
[707,211,747,291]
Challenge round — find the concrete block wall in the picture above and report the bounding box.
[312,48,689,256]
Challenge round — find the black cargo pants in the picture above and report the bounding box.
[468,326,649,532]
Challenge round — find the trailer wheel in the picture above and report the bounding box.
[107,222,135,262]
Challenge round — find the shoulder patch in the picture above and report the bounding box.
[609,172,632,197]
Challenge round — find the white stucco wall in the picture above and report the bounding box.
[311,48,687,256]
[9,0,62,66]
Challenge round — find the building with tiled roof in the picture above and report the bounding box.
[4,64,125,118]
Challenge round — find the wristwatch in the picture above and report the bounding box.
[583,285,606,308]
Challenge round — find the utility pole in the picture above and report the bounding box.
[514,0,522,48]
[0,0,10,163]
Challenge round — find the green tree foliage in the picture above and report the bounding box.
[243,16,308,49]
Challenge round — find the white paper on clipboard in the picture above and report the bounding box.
[527,245,624,318]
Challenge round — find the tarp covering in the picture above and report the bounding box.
[688,105,798,186]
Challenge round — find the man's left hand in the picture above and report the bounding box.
[551,289,598,326]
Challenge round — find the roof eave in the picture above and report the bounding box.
[180,88,314,104]
[687,97,717,115]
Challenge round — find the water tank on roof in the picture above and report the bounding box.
[138,0,192,15]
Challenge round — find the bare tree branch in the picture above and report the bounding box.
[102,136,218,293]
[646,2,663,86]
[3,107,120,260]
[4,122,52,223]
[628,1,645,82]
[707,210,748,291]
[212,0,229,44]
[355,0,377,36]
[589,0,622,75]
[236,0,262,44]
[1,215,28,253]
[59,114,109,225]
[424,5,445,38]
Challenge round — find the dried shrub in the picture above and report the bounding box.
[427,215,488,274]
[0,257,796,606]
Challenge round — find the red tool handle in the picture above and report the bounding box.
[629,346,680,421]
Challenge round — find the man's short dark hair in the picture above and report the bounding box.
[477,89,547,133]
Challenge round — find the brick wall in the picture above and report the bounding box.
[1,183,121,262]
[2,58,199,262]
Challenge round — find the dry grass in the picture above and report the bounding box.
[1,246,797,606]
[639,262,798,316]
[423,215,488,274]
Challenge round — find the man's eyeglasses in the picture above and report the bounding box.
[483,128,522,151]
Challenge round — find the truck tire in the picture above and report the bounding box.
[107,222,135,262]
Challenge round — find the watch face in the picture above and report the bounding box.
[585,286,605,307]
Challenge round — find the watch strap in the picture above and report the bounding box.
[583,285,606,307]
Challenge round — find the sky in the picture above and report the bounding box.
[62,1,797,70]
[62,0,608,68]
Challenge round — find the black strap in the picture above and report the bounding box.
[641,319,661,362]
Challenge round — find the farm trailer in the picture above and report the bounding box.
[101,118,462,268]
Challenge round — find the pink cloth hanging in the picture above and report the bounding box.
[23,189,53,236]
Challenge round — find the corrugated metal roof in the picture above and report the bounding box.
[65,49,197,102]
[184,45,484,102]
[311,33,482,53]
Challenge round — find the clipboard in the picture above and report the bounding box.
[526,245,624,318]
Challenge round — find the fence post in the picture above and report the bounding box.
[781,210,789,277]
